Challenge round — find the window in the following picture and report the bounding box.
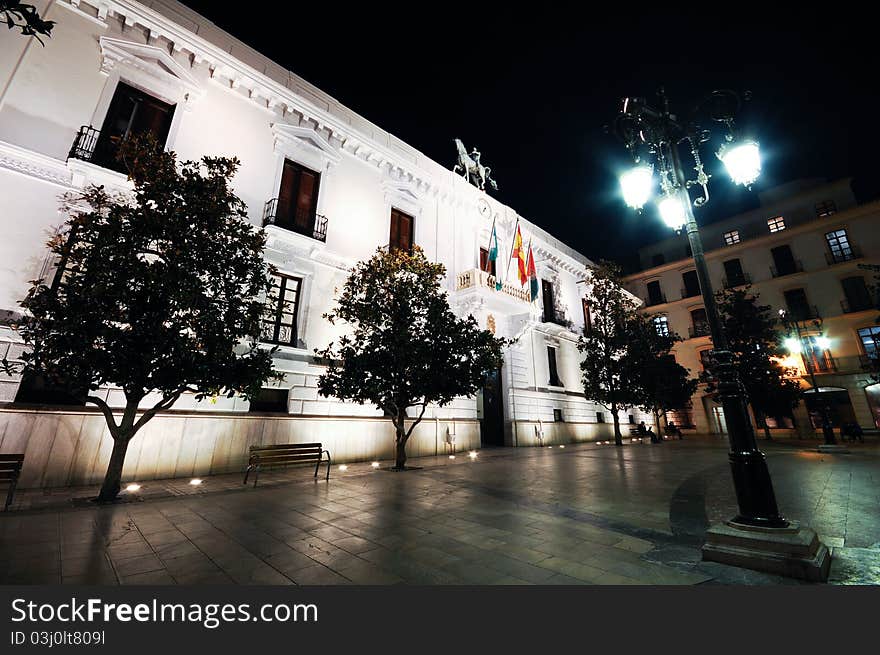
[815,200,837,217]
[628,415,636,424]
[825,229,854,264]
[389,208,414,252]
[651,253,666,267]
[723,230,740,246]
[767,216,786,233]
[553,409,564,422]
[699,349,714,371]
[275,159,321,237]
[479,247,496,276]
[248,388,289,413]
[783,288,812,321]
[596,411,605,423]
[802,336,834,373]
[547,346,562,387]
[770,245,799,277]
[542,280,556,323]
[681,270,700,298]
[723,258,747,287]
[841,276,872,313]
[653,315,670,337]
[646,280,665,306]
[582,298,592,334]
[690,308,709,337]
[858,326,880,359]
[261,273,302,346]
[93,82,176,173]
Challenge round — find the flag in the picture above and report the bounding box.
[511,225,527,286]
[527,241,538,302]
[487,219,502,291]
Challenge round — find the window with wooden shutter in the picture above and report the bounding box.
[276,159,320,235]
[479,247,496,275]
[389,208,414,252]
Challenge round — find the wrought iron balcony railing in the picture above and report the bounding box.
[262,198,328,243]
[643,293,667,307]
[841,297,876,314]
[722,272,751,289]
[770,260,804,278]
[68,125,127,173]
[688,324,711,339]
[542,312,573,329]
[785,305,820,322]
[825,245,862,265]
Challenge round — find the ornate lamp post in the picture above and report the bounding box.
[611,89,830,580]
[778,309,837,445]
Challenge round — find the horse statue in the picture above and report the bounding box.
[453,138,498,192]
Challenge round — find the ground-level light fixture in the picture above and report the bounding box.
[370,461,380,468]
[338,464,348,471]
[559,445,565,449]
[189,478,202,486]
[658,193,686,230]
[125,483,141,492]
[717,138,761,186]
[449,455,456,459]
[468,451,478,459]
[619,164,654,209]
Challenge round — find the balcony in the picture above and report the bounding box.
[455,268,530,304]
[541,311,573,329]
[841,297,876,314]
[859,354,879,371]
[722,273,751,289]
[770,260,804,278]
[68,125,128,174]
[680,287,701,300]
[688,324,711,339]
[825,245,862,265]
[785,305,820,321]
[643,293,667,307]
[262,198,328,243]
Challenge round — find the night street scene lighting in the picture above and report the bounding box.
[611,89,830,580]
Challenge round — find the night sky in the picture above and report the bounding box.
[181,3,879,270]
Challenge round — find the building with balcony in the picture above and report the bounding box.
[0,0,645,488]
[623,177,880,435]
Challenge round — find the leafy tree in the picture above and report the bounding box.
[714,286,801,439]
[629,313,697,435]
[2,1,54,43]
[317,246,505,469]
[7,137,276,501]
[577,260,643,446]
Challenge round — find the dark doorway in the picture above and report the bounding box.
[480,367,505,446]
[804,388,856,428]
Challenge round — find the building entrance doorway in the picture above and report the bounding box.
[703,396,727,434]
[480,368,505,446]
[803,387,856,428]
[865,383,880,428]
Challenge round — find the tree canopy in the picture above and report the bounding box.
[317,246,505,468]
[10,137,276,499]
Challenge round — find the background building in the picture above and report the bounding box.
[623,178,880,435]
[0,0,650,488]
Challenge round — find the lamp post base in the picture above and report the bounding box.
[702,520,831,582]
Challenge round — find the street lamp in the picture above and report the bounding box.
[610,89,830,581]
[778,308,837,445]
[612,88,785,528]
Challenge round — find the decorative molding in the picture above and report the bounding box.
[0,141,72,188]
[271,122,341,172]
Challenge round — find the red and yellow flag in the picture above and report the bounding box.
[511,225,527,286]
[527,242,538,302]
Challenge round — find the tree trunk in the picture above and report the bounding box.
[611,403,622,446]
[757,410,772,440]
[394,410,408,469]
[652,407,662,441]
[97,435,130,501]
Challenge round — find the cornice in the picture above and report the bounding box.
[0,141,72,188]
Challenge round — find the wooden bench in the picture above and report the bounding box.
[1,454,24,511]
[243,443,331,487]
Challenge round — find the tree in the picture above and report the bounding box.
[577,260,643,446]
[713,286,801,439]
[8,137,276,501]
[2,1,54,43]
[317,246,505,469]
[629,313,697,435]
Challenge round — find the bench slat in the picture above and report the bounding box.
[250,443,322,451]
[250,455,323,466]
[0,454,25,462]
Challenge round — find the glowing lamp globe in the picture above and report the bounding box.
[658,194,686,230]
[717,139,761,186]
[619,165,653,209]
[815,335,831,350]
[784,337,802,353]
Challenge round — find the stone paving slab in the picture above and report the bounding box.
[1,437,878,585]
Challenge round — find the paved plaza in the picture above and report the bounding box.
[1,436,878,585]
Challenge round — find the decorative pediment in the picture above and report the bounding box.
[271,123,341,172]
[99,37,203,103]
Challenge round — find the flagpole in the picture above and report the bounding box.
[505,216,520,286]
[526,238,533,302]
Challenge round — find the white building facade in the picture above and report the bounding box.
[0,0,647,488]
[623,178,880,436]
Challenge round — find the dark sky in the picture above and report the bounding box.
[181,3,879,270]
